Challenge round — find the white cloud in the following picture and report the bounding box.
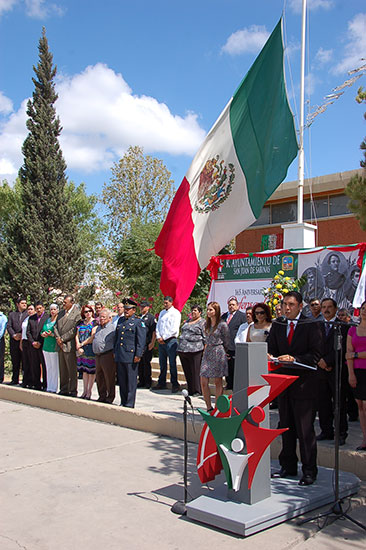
[0,98,28,181]
[0,0,63,18]
[221,25,270,56]
[0,91,13,114]
[0,63,206,180]
[285,41,301,59]
[332,13,366,75]
[305,72,319,95]
[314,47,333,66]
[25,0,64,18]
[289,0,334,14]
[0,0,17,15]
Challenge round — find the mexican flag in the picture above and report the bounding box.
[154,19,298,311]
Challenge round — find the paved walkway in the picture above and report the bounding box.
[0,399,366,550]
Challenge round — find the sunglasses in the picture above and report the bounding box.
[84,309,92,313]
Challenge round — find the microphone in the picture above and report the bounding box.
[182,389,192,406]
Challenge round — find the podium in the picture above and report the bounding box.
[186,342,360,536]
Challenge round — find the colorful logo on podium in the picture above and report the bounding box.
[197,374,296,491]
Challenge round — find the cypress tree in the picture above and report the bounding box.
[2,28,84,302]
[346,88,366,230]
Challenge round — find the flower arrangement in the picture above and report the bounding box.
[263,270,304,315]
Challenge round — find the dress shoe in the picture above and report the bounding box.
[316,433,334,441]
[171,384,180,394]
[339,436,346,446]
[7,381,18,386]
[271,467,297,478]
[153,383,167,390]
[299,474,316,486]
[356,445,366,451]
[137,382,145,388]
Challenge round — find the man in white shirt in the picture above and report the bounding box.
[113,302,125,326]
[154,296,181,393]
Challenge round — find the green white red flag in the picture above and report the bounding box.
[154,19,298,310]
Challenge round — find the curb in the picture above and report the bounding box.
[0,385,201,444]
[1,384,365,480]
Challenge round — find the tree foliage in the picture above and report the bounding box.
[65,181,107,274]
[115,220,163,299]
[0,29,103,305]
[102,145,175,242]
[345,87,366,230]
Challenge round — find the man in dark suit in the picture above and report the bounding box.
[7,296,28,385]
[316,298,349,445]
[0,310,7,383]
[54,294,81,397]
[268,291,322,486]
[26,302,49,390]
[137,300,156,389]
[114,299,146,408]
[221,297,246,389]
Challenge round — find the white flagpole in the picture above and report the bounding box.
[297,0,306,224]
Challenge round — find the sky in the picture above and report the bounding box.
[0,0,365,198]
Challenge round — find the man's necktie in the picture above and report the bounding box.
[325,322,331,336]
[288,321,295,345]
[227,313,233,324]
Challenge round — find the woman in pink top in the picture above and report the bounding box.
[346,300,366,451]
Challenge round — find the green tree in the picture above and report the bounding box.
[102,145,175,242]
[115,220,163,299]
[0,28,87,303]
[65,181,107,275]
[346,87,366,229]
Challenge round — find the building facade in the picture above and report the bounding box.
[236,169,366,253]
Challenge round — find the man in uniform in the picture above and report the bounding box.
[138,300,156,389]
[114,299,146,408]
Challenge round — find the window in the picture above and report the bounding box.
[329,194,351,216]
[303,197,329,220]
[271,201,297,224]
[251,206,270,226]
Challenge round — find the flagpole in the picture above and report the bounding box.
[282,0,316,248]
[297,0,306,224]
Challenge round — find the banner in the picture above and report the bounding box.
[208,244,365,315]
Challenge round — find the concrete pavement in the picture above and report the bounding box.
[1,379,365,481]
[0,399,366,549]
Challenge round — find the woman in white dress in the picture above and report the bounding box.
[246,303,272,342]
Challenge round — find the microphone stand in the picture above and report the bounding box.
[299,320,366,531]
[171,391,191,515]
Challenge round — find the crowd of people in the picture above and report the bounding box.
[0,290,365,474]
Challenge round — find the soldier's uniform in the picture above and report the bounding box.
[114,306,146,408]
